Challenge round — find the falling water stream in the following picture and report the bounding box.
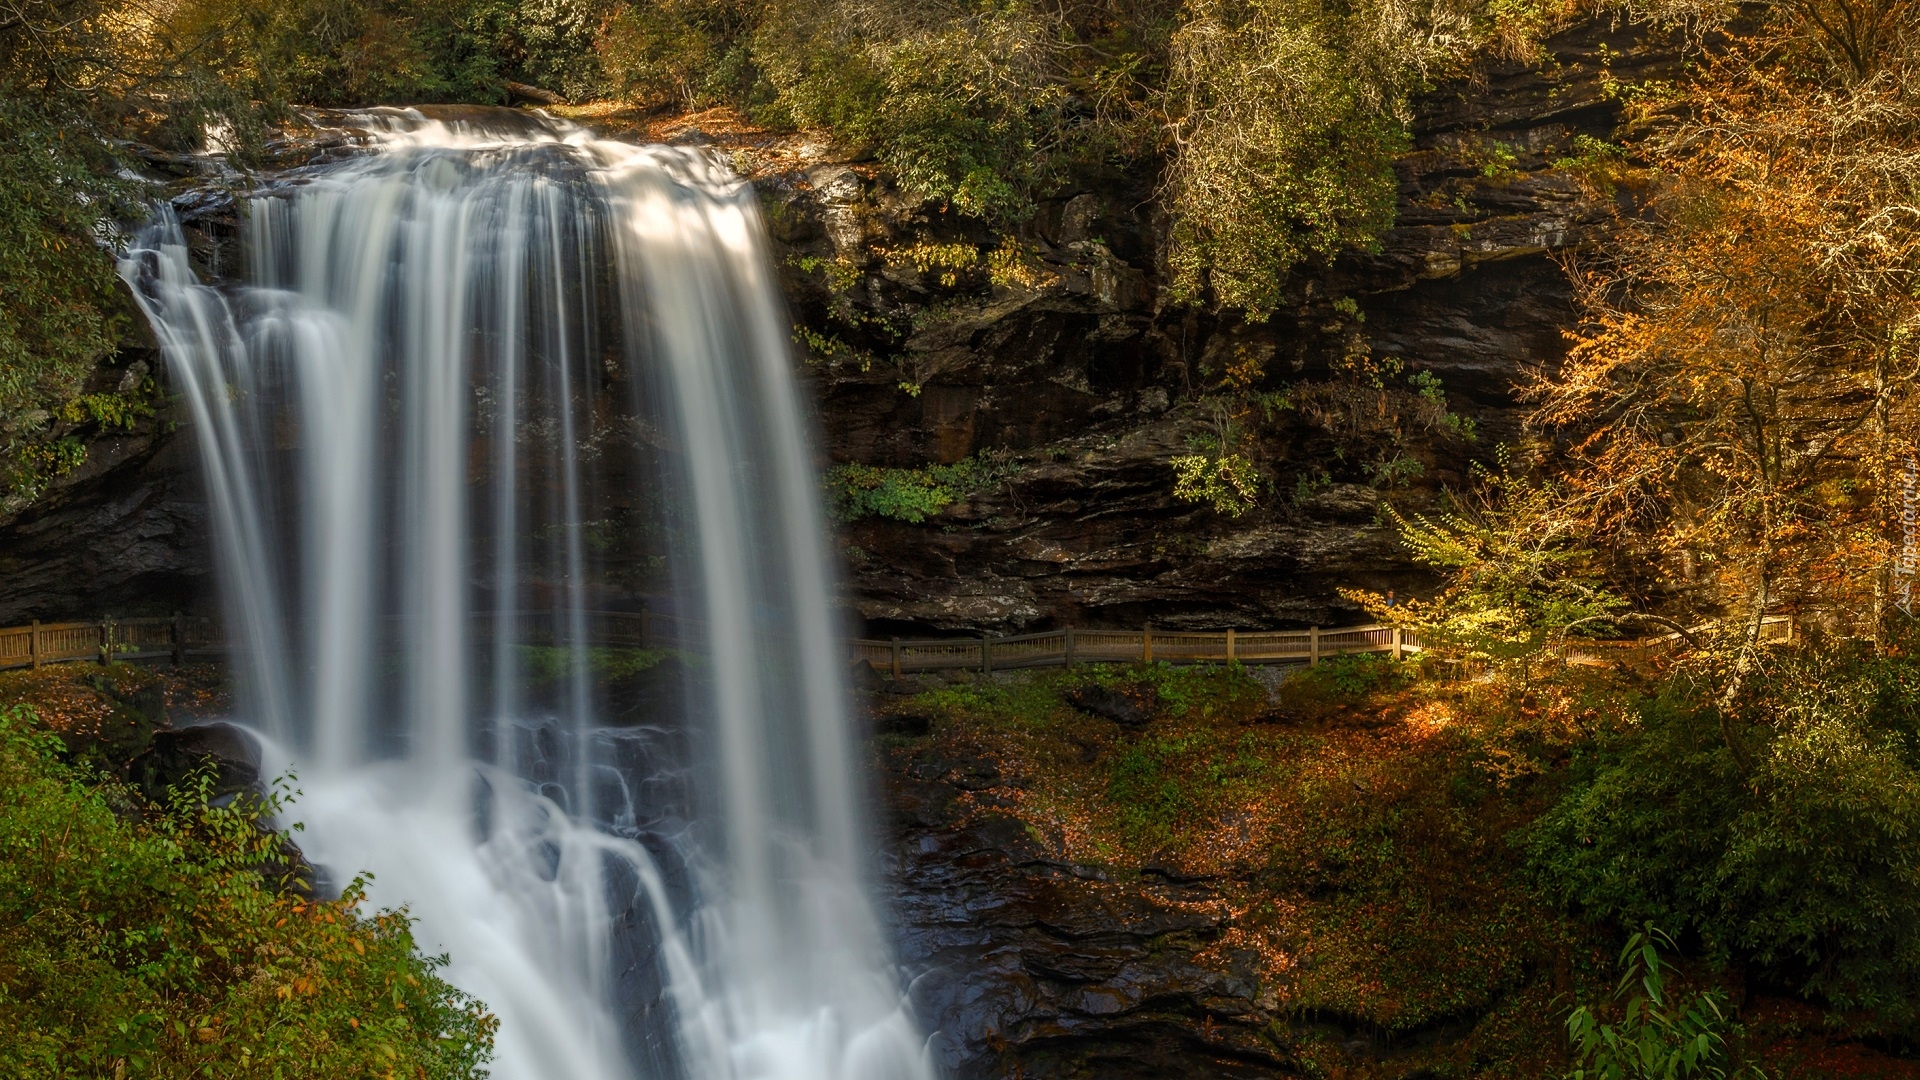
[118,108,935,1080]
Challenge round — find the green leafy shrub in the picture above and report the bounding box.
[749,0,1083,221]
[827,455,1014,523]
[1533,644,1920,1030]
[1293,651,1414,698]
[0,706,496,1076]
[1171,447,1262,516]
[1564,926,1761,1080]
[1351,458,1628,684]
[599,0,755,108]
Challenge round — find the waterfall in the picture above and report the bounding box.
[118,107,935,1080]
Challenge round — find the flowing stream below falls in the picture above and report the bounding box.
[117,106,936,1080]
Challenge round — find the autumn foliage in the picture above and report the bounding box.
[0,705,495,1078]
[1527,0,1920,679]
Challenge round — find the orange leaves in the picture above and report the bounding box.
[1526,30,1920,632]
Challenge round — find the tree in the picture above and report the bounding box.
[1349,454,1631,685]
[1525,13,1920,702]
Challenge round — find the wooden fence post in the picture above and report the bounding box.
[1225,627,1236,664]
[981,634,992,675]
[890,637,902,680]
[1391,626,1403,661]
[1309,625,1321,667]
[1064,627,1075,667]
[28,620,39,670]
[172,611,185,665]
[1142,623,1153,663]
[99,615,113,666]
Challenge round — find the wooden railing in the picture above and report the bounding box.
[1554,614,1794,667]
[0,609,1793,678]
[0,611,1416,675]
[848,623,1420,677]
[0,614,225,671]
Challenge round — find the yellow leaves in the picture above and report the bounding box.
[1527,42,1920,629]
[878,241,978,286]
[352,936,366,955]
[983,243,1056,291]
[1171,451,1261,517]
[1220,342,1269,392]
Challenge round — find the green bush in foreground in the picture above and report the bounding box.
[1565,926,1760,1080]
[0,706,495,1078]
[1532,643,1920,1031]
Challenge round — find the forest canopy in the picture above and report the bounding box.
[0,0,1574,441]
[0,0,1576,509]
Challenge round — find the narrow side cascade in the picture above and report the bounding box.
[118,108,935,1080]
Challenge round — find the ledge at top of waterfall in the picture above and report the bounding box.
[120,106,939,1080]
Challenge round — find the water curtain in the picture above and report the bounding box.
[119,108,933,1080]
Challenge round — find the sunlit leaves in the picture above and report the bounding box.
[0,705,497,1077]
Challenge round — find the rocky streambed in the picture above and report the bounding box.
[888,736,1296,1078]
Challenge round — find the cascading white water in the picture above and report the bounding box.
[118,107,936,1080]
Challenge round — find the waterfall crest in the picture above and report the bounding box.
[118,107,935,1080]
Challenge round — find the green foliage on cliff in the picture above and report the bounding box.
[827,455,1016,523]
[0,100,132,435]
[176,0,613,106]
[0,0,1584,496]
[0,2,211,510]
[598,0,1582,310]
[0,706,496,1077]
[1160,0,1413,315]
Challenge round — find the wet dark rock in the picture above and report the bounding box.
[0,366,213,626]
[876,711,935,738]
[127,721,261,804]
[1064,682,1156,727]
[883,742,1292,1077]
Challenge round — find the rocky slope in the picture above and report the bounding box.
[864,665,1572,1079]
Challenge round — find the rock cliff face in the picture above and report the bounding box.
[0,17,1675,638]
[736,16,1678,633]
[0,369,210,627]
